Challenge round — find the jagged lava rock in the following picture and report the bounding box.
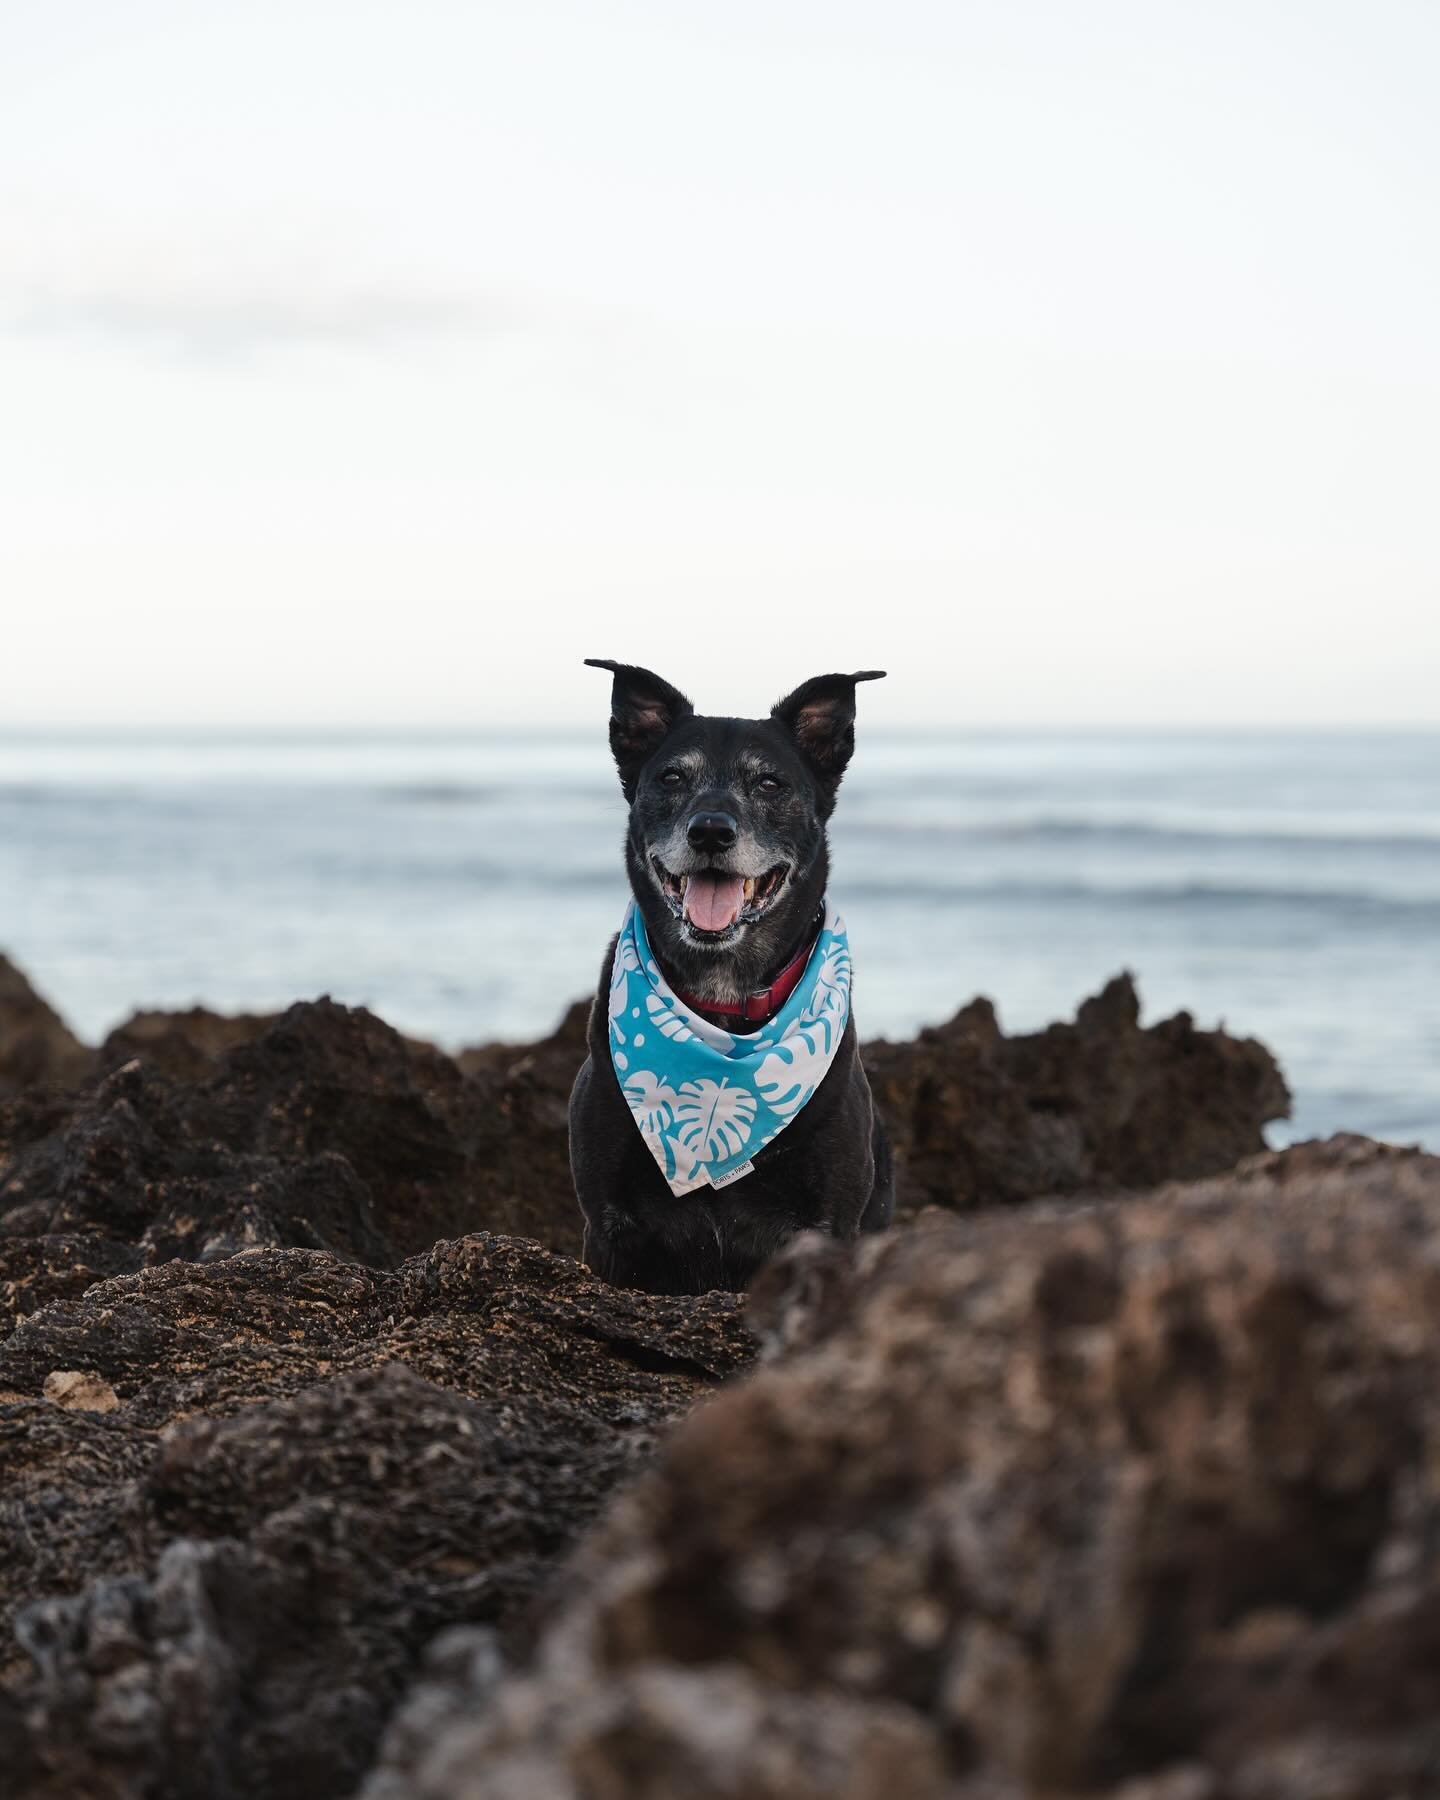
[458,973,1290,1229]
[367,1138,1440,1800]
[865,972,1291,1214]
[98,1004,283,1082]
[0,1232,750,1800]
[0,951,1301,1796]
[0,997,590,1313]
[0,955,94,1097]
[92,992,588,1253]
[0,1050,391,1333]
[2,955,1291,1267]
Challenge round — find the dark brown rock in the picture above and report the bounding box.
[0,954,94,1096]
[368,1656,951,1800]
[0,1233,750,1800]
[450,999,592,1254]
[1,997,587,1278]
[1,958,1291,1270]
[451,974,1291,1235]
[0,1049,394,1315]
[864,972,1291,1214]
[0,954,1312,1799]
[99,1005,282,1082]
[374,1138,1440,1800]
[0,1231,145,1335]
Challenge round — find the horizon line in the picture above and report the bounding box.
[0,720,1437,740]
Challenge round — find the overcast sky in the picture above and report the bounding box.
[3,0,1437,728]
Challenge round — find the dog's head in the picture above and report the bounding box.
[586,659,884,999]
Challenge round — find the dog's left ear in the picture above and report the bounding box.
[584,658,694,800]
[772,670,885,788]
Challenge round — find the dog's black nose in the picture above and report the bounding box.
[687,810,738,853]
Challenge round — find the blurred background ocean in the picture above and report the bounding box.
[1,727,1434,1151]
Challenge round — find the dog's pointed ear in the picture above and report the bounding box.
[772,670,885,788]
[584,659,694,799]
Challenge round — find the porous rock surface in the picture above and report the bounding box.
[366,1137,1440,1800]
[97,1004,284,1083]
[0,996,590,1341]
[0,952,1342,1800]
[0,1233,749,1799]
[865,972,1292,1215]
[1,972,1288,1340]
[0,955,94,1098]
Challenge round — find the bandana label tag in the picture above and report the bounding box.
[708,1160,755,1190]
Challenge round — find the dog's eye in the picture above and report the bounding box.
[658,768,686,788]
[756,774,786,793]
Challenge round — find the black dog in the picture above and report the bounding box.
[569,660,894,1294]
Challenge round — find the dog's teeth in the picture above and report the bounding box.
[679,875,688,894]
[743,878,755,901]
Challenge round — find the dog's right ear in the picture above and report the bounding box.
[584,659,694,800]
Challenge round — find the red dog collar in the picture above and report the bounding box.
[672,926,819,1027]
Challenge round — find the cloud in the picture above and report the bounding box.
[2,278,534,356]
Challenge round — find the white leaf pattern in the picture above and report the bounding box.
[606,900,851,1193]
[645,992,699,1043]
[623,1069,678,1135]
[802,942,851,1023]
[755,1015,842,1119]
[609,937,640,1042]
[672,1078,757,1160]
[652,1130,701,1189]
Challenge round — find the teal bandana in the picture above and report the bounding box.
[607,898,853,1196]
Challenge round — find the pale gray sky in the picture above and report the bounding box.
[3,0,1437,727]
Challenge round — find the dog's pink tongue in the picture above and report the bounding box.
[684,872,745,932]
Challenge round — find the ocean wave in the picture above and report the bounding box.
[845,814,1440,854]
[0,783,126,803]
[841,876,1440,921]
[374,783,501,805]
[373,780,615,806]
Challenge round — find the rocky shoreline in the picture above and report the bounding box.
[4,955,1436,1797]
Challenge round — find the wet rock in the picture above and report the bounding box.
[450,975,1291,1234]
[3,957,1291,1265]
[180,998,509,1260]
[448,999,592,1254]
[367,1661,951,1800]
[99,1005,282,1082]
[0,1049,396,1288]
[91,993,591,1255]
[1,997,587,1274]
[864,973,1291,1214]
[0,954,93,1096]
[0,1229,145,1336]
[453,978,1291,1231]
[455,996,590,1081]
[0,1233,750,1800]
[0,951,1312,1798]
[376,1139,1440,1800]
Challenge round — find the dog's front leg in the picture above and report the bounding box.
[581,1208,649,1292]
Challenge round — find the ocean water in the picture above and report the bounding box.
[0,730,1435,1151]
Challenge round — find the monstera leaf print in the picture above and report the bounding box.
[802,939,852,1024]
[648,1129,702,1191]
[672,1078,757,1161]
[755,1015,841,1119]
[644,991,698,1043]
[645,991,734,1051]
[609,935,641,1042]
[623,1069,678,1135]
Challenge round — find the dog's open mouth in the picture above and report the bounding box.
[651,859,790,934]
